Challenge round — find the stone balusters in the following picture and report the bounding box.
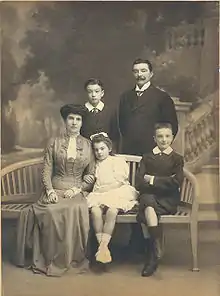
[184,105,216,165]
[171,97,192,155]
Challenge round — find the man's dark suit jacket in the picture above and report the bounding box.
[118,84,178,156]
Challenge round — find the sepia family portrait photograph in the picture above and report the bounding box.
[1,1,219,296]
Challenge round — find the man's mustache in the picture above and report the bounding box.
[137,77,146,80]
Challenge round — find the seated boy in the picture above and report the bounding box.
[135,122,184,277]
[81,78,119,151]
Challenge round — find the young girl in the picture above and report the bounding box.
[86,132,138,265]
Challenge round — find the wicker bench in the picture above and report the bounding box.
[1,154,199,271]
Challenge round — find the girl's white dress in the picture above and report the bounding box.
[87,155,138,212]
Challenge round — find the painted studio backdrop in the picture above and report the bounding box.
[1,1,219,169]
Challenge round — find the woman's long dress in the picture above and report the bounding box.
[16,134,94,276]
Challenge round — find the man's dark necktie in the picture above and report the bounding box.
[136,91,144,97]
[92,108,99,114]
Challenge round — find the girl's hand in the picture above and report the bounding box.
[83,174,95,184]
[64,189,75,199]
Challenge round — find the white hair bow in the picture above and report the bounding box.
[90,132,109,140]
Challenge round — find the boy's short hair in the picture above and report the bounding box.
[84,78,104,90]
[132,58,153,72]
[154,122,173,133]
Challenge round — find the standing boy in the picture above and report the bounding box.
[81,78,118,149]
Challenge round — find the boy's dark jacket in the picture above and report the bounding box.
[81,104,119,143]
[135,150,184,201]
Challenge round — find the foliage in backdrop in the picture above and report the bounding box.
[1,1,218,152]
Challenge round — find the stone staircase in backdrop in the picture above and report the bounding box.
[183,91,219,222]
[196,156,219,222]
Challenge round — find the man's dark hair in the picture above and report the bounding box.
[132,58,153,72]
[154,122,173,133]
[84,78,104,90]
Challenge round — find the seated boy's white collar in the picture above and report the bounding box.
[85,101,104,112]
[135,81,151,92]
[153,146,173,155]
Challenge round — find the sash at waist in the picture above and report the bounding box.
[52,176,82,190]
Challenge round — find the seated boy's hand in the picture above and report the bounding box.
[83,174,96,184]
[144,174,152,183]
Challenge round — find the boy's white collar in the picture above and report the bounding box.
[85,101,104,112]
[153,146,173,155]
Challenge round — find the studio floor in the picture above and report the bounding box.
[2,220,220,296]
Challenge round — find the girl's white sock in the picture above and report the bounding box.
[100,233,111,247]
[96,233,102,244]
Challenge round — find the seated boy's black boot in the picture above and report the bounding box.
[141,226,161,277]
[141,238,158,277]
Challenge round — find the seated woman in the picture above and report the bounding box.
[16,104,95,277]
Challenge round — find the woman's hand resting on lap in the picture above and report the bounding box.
[64,187,81,199]
[64,189,75,199]
[44,192,59,204]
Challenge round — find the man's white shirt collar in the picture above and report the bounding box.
[135,81,151,92]
[152,146,173,155]
[85,101,104,112]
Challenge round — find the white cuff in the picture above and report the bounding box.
[70,187,81,195]
[149,176,155,185]
[47,189,55,197]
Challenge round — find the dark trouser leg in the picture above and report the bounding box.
[155,224,165,260]
[87,222,98,264]
[129,223,145,254]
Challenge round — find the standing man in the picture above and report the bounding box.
[117,58,179,256]
[118,58,178,156]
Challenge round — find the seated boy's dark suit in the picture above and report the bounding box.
[135,146,184,223]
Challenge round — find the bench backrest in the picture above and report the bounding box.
[117,154,197,206]
[1,155,198,206]
[1,158,44,201]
